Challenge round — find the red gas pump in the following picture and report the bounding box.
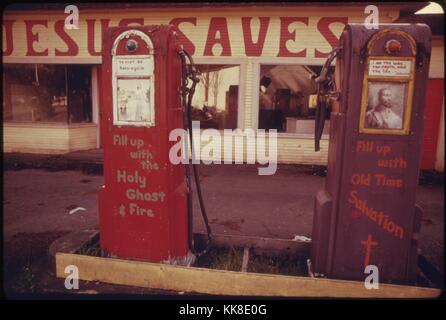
[311,24,432,284]
[98,25,210,263]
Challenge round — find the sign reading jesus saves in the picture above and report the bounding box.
[3,11,372,59]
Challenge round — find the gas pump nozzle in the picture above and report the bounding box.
[179,49,213,257]
[315,67,329,85]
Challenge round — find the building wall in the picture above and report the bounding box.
[435,97,445,172]
[2,6,399,62]
[68,124,98,151]
[422,37,444,170]
[3,123,97,154]
[3,5,443,169]
[429,37,444,79]
[422,79,444,169]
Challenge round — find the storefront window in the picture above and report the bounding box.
[258,64,333,133]
[3,64,92,124]
[67,65,92,123]
[192,64,240,130]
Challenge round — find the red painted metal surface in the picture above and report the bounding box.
[311,24,432,284]
[98,25,188,262]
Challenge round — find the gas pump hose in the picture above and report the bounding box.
[179,49,213,257]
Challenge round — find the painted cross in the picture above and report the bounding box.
[360,234,378,268]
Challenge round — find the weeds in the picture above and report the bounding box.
[194,246,307,276]
[194,246,243,271]
[12,264,36,293]
[76,242,109,257]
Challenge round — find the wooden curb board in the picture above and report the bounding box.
[55,252,441,298]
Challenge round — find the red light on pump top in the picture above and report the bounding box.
[385,39,402,55]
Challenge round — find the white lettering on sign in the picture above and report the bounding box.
[116,170,147,188]
[368,59,411,77]
[116,57,153,76]
[129,203,154,217]
[126,188,166,202]
[141,160,159,171]
[118,202,155,217]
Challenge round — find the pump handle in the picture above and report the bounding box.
[314,47,341,152]
[179,49,213,257]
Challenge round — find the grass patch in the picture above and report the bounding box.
[12,264,36,293]
[76,241,109,257]
[73,238,308,277]
[193,246,308,276]
[194,246,243,271]
[248,252,307,276]
[4,231,69,295]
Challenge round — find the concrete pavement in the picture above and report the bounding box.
[3,161,444,294]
